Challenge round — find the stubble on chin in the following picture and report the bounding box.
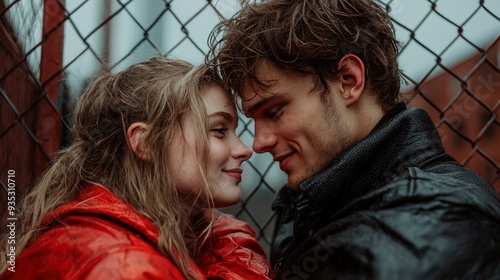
[287,143,351,191]
[286,164,321,190]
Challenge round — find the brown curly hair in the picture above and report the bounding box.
[208,0,402,111]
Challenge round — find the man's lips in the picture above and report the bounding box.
[274,152,294,172]
[224,168,243,183]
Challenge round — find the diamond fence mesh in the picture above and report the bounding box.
[1,0,499,255]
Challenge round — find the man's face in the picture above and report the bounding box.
[241,60,356,189]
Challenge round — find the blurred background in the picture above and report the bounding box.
[1,0,499,255]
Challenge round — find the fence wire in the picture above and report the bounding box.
[1,0,499,255]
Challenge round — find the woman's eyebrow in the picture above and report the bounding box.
[208,111,234,122]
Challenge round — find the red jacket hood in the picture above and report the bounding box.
[40,184,160,245]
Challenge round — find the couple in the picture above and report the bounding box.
[3,0,500,279]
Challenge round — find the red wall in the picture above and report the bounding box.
[407,39,500,191]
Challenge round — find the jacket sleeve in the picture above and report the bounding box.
[197,211,273,280]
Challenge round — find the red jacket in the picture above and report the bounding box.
[1,184,272,279]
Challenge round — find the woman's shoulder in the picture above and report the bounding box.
[11,231,185,279]
[7,185,186,279]
[9,233,186,279]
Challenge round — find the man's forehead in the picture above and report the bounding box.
[241,60,281,96]
[240,86,264,115]
[241,87,284,116]
[239,59,289,114]
[252,58,282,81]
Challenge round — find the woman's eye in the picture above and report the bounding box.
[211,128,228,136]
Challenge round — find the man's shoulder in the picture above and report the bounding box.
[276,167,500,279]
[376,167,500,209]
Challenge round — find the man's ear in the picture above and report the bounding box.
[337,54,365,106]
[127,122,152,161]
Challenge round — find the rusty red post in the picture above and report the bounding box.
[35,0,65,176]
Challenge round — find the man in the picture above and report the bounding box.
[208,0,500,279]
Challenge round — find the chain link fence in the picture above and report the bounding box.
[1,0,499,255]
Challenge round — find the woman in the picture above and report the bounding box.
[0,57,272,279]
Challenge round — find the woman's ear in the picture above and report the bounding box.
[127,122,152,161]
[337,54,365,106]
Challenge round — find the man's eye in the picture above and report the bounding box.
[267,106,283,120]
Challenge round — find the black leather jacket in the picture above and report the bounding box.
[271,103,500,280]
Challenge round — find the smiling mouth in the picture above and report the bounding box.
[223,168,242,183]
[274,152,294,172]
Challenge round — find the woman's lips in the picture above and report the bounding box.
[224,168,242,183]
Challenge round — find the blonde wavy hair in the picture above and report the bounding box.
[0,57,224,279]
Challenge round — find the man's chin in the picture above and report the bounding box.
[287,176,301,191]
[287,168,323,191]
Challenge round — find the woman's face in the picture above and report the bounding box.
[169,86,252,208]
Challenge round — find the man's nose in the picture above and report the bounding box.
[252,122,277,154]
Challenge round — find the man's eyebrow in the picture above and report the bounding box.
[245,95,283,115]
[208,111,234,122]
